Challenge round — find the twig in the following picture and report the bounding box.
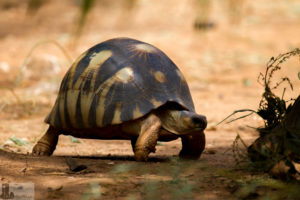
[217,109,257,125]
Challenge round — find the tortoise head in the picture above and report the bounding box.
[159,109,207,135]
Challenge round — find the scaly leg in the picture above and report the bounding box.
[134,114,161,161]
[32,126,60,156]
[179,131,205,159]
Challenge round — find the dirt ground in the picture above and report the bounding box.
[0,0,300,199]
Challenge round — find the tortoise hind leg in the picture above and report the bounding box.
[134,114,161,161]
[32,126,60,156]
[179,131,205,159]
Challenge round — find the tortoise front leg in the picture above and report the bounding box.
[134,114,161,161]
[179,131,205,159]
[32,126,60,156]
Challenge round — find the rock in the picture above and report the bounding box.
[65,158,87,172]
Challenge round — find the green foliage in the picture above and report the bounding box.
[23,0,95,37]
[78,0,95,24]
[109,159,196,200]
[2,135,32,152]
[81,182,101,200]
[112,163,133,174]
[9,135,29,146]
[143,181,160,200]
[162,159,195,199]
[235,177,300,200]
[75,0,95,36]
[69,136,81,143]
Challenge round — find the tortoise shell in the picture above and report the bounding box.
[45,38,195,129]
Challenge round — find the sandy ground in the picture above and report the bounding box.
[0,0,300,199]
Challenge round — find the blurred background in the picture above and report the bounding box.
[0,0,299,154]
[0,1,300,199]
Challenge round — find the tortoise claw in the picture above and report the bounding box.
[134,150,149,162]
[32,142,54,156]
[32,126,59,156]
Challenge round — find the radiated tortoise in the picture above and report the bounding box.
[32,38,207,161]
